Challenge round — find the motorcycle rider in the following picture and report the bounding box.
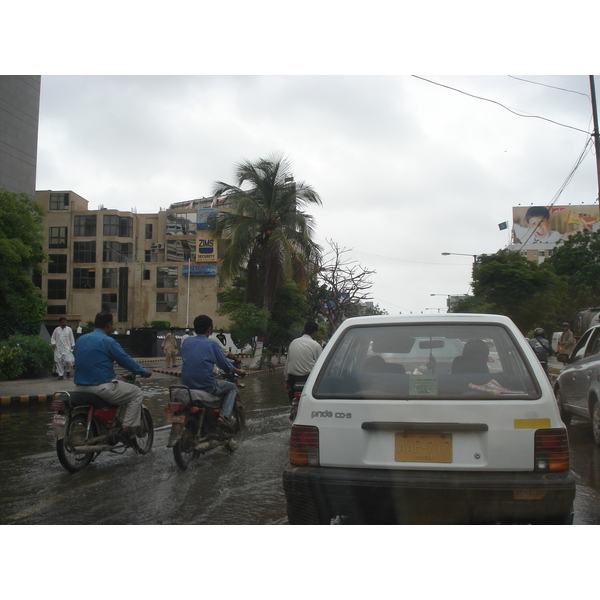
[73,311,151,438]
[180,314,246,424]
[284,321,323,420]
[529,327,553,379]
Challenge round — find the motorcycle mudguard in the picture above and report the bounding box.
[167,423,184,447]
[52,413,68,439]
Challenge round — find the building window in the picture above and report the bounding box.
[47,305,67,315]
[157,266,178,288]
[48,254,67,273]
[102,293,118,313]
[48,227,67,248]
[145,223,153,239]
[103,242,132,262]
[156,293,178,312]
[145,249,153,262]
[166,212,197,236]
[49,193,69,210]
[73,241,96,263]
[143,269,151,280]
[166,239,196,262]
[102,268,118,288]
[48,279,67,299]
[74,215,97,236]
[73,268,96,289]
[103,215,133,237]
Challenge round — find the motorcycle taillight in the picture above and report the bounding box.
[165,402,184,413]
[51,399,65,412]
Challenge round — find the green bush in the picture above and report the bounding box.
[0,342,25,381]
[0,335,54,380]
[149,320,171,329]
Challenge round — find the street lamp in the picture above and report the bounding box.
[441,252,478,262]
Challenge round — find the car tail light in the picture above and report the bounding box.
[290,425,319,467]
[165,402,184,413]
[534,428,570,471]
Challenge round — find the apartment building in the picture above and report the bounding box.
[36,190,232,332]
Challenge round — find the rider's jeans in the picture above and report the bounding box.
[203,379,237,418]
[75,380,143,428]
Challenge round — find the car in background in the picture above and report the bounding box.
[554,324,600,445]
[283,314,575,525]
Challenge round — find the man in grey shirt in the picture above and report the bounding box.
[284,321,322,420]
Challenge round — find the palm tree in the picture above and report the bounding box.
[212,154,322,312]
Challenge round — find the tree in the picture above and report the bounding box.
[264,281,309,352]
[318,240,377,333]
[464,249,566,333]
[212,154,322,312]
[228,303,270,353]
[544,229,600,315]
[0,189,47,338]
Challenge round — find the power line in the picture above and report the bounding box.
[507,75,591,101]
[412,75,591,135]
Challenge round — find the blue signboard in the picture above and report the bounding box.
[182,263,217,276]
[197,208,216,229]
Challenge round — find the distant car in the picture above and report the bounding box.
[283,314,575,525]
[554,324,600,445]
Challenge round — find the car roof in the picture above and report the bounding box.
[337,314,516,327]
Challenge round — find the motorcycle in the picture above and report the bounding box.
[166,372,246,471]
[51,372,154,473]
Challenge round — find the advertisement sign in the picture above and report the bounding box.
[197,208,216,229]
[512,205,600,244]
[182,263,217,276]
[196,236,217,262]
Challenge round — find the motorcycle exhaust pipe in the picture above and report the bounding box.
[194,439,229,452]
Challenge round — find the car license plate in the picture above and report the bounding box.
[395,431,453,463]
[52,415,67,426]
[167,414,186,424]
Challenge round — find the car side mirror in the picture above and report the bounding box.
[556,353,570,364]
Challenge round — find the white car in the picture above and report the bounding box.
[283,314,575,524]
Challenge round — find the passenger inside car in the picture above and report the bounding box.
[362,355,405,373]
[451,339,490,374]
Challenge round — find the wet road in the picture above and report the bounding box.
[0,371,292,525]
[1,370,600,524]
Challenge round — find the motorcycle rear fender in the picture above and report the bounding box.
[167,422,184,447]
[54,409,89,440]
[54,423,66,440]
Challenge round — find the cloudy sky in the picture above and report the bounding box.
[35,74,598,314]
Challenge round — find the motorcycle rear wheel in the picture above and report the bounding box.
[57,415,97,473]
[133,406,154,455]
[226,401,246,452]
[173,419,200,470]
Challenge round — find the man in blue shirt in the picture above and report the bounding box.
[74,311,151,435]
[181,315,246,422]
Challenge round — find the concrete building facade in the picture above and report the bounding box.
[0,76,41,197]
[37,190,232,333]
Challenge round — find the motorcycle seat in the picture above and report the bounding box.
[60,391,116,409]
[171,387,222,409]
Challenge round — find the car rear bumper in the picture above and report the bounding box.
[283,465,576,525]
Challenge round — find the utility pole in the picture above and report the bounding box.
[590,75,600,208]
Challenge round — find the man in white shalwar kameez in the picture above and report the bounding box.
[51,318,75,379]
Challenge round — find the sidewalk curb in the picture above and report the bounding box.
[1,393,57,406]
[0,365,285,407]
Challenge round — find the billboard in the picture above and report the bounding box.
[512,205,600,244]
[197,208,216,229]
[196,236,217,262]
[182,263,217,276]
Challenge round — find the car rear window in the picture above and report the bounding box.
[312,323,540,400]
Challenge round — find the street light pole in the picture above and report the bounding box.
[589,75,600,209]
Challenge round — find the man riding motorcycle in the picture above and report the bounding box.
[73,311,152,438]
[180,314,246,425]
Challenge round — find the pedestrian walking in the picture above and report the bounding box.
[50,317,75,380]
